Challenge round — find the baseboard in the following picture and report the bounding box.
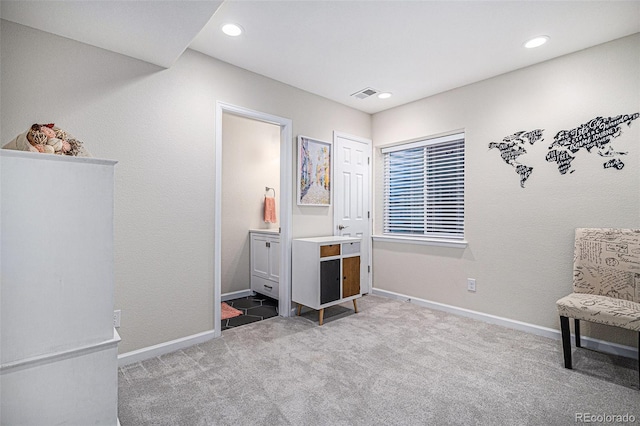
[372,288,639,360]
[117,329,216,367]
[117,288,255,367]
[221,289,254,302]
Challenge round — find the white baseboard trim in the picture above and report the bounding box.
[221,289,254,302]
[372,288,639,360]
[118,329,217,367]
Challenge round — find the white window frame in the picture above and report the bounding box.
[375,132,467,248]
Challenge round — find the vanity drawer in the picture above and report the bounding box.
[342,241,360,255]
[320,244,341,257]
[252,275,279,300]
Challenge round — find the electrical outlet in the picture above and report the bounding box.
[113,310,121,328]
[467,278,476,292]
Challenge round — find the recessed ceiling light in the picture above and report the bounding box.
[222,23,243,37]
[524,35,549,49]
[378,92,392,99]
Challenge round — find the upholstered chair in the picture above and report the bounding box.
[556,228,640,387]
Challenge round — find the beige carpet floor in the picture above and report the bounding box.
[118,295,639,425]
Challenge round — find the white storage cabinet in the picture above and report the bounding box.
[292,236,361,325]
[1,150,120,425]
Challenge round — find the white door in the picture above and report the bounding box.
[333,132,372,294]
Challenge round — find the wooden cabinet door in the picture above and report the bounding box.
[342,256,360,298]
[320,259,340,304]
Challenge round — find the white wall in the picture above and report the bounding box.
[371,34,640,346]
[221,113,280,295]
[0,20,371,353]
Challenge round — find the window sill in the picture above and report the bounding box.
[372,234,468,248]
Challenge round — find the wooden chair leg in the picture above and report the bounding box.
[296,303,302,316]
[574,319,581,348]
[353,298,358,313]
[560,316,572,369]
[319,308,324,326]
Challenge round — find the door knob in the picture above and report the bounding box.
[338,225,349,230]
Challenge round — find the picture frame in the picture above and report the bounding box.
[297,135,332,206]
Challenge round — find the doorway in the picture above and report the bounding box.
[220,113,279,330]
[214,102,293,338]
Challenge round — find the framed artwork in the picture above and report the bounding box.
[297,135,332,206]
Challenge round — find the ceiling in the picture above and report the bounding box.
[2,1,639,114]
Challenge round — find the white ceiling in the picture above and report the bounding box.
[0,0,224,68]
[2,1,639,114]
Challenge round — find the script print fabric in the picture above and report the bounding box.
[557,228,640,331]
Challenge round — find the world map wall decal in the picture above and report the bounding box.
[488,129,543,188]
[489,112,639,188]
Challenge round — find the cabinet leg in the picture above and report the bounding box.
[297,303,302,316]
[319,308,324,326]
[353,299,359,313]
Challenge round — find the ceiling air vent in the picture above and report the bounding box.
[351,87,379,100]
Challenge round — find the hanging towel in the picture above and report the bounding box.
[264,197,277,223]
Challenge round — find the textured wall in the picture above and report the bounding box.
[0,20,370,353]
[371,34,640,345]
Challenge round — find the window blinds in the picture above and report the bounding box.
[382,133,465,239]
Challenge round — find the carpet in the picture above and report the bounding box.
[220,302,242,320]
[119,295,639,425]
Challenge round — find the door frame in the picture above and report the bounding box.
[214,101,293,338]
[332,131,373,294]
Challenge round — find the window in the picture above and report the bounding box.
[382,133,465,241]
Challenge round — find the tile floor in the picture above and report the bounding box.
[221,294,279,331]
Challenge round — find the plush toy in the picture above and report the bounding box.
[3,123,91,157]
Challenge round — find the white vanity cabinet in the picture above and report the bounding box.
[292,236,361,325]
[250,230,280,300]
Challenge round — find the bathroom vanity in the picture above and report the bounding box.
[249,229,280,300]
